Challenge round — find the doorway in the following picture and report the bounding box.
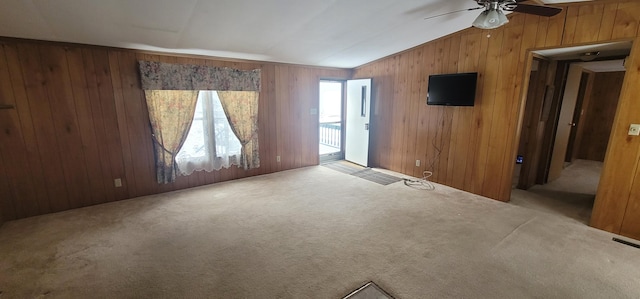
[319,80,344,162]
[319,78,373,166]
[511,41,631,224]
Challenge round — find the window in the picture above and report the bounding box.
[176,91,242,175]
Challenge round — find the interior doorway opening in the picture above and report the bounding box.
[511,41,632,225]
[319,80,344,162]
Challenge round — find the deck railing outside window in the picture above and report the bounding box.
[319,121,341,149]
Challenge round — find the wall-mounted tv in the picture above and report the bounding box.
[427,72,478,106]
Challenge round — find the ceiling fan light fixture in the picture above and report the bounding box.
[472,8,509,29]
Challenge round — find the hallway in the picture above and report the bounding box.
[510,159,602,225]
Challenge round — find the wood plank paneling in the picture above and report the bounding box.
[108,51,137,197]
[450,32,481,190]
[577,72,624,162]
[545,7,567,47]
[353,1,640,209]
[562,6,580,45]
[473,27,504,195]
[591,38,640,234]
[92,49,129,201]
[463,30,491,194]
[2,1,640,239]
[0,148,12,222]
[39,45,93,210]
[597,3,619,41]
[414,44,435,179]
[611,1,640,39]
[380,58,397,170]
[66,47,108,206]
[390,52,409,173]
[290,68,303,169]
[3,44,51,216]
[17,43,69,213]
[367,56,397,170]
[275,65,291,171]
[564,4,605,44]
[401,50,420,176]
[439,36,460,186]
[117,51,156,197]
[620,162,640,237]
[264,65,278,175]
[0,38,349,222]
[300,68,318,167]
[0,44,33,219]
[81,48,116,203]
[483,16,525,199]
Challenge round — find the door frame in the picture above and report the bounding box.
[510,41,631,202]
[319,79,346,163]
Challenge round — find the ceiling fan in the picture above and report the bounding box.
[426,0,563,29]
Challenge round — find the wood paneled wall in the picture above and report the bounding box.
[353,12,568,201]
[577,71,624,162]
[353,1,640,239]
[2,1,640,240]
[0,38,350,222]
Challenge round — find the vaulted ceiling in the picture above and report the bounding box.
[0,0,590,68]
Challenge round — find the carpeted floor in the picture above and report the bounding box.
[511,159,602,225]
[1,165,639,298]
[323,161,403,185]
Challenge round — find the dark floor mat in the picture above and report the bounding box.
[322,160,365,175]
[323,161,402,186]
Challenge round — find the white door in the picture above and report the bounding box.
[345,78,372,167]
[548,64,582,182]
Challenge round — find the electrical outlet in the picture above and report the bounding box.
[276,155,281,162]
[114,178,122,187]
[416,160,421,167]
[629,124,640,136]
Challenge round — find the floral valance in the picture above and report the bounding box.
[138,61,261,91]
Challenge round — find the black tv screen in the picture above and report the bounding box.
[427,72,478,106]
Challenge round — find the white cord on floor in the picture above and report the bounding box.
[403,170,435,190]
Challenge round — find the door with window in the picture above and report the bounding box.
[345,78,372,167]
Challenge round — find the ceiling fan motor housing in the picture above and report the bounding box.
[471,0,562,29]
[475,0,518,11]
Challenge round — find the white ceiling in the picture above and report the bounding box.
[578,59,627,72]
[0,0,589,68]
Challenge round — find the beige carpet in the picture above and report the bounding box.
[1,166,639,298]
[511,159,602,225]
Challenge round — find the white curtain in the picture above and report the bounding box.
[176,91,242,175]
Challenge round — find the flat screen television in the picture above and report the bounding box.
[427,72,478,106]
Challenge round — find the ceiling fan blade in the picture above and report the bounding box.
[512,3,563,17]
[424,7,483,20]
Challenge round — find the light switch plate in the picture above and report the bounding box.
[629,124,640,136]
